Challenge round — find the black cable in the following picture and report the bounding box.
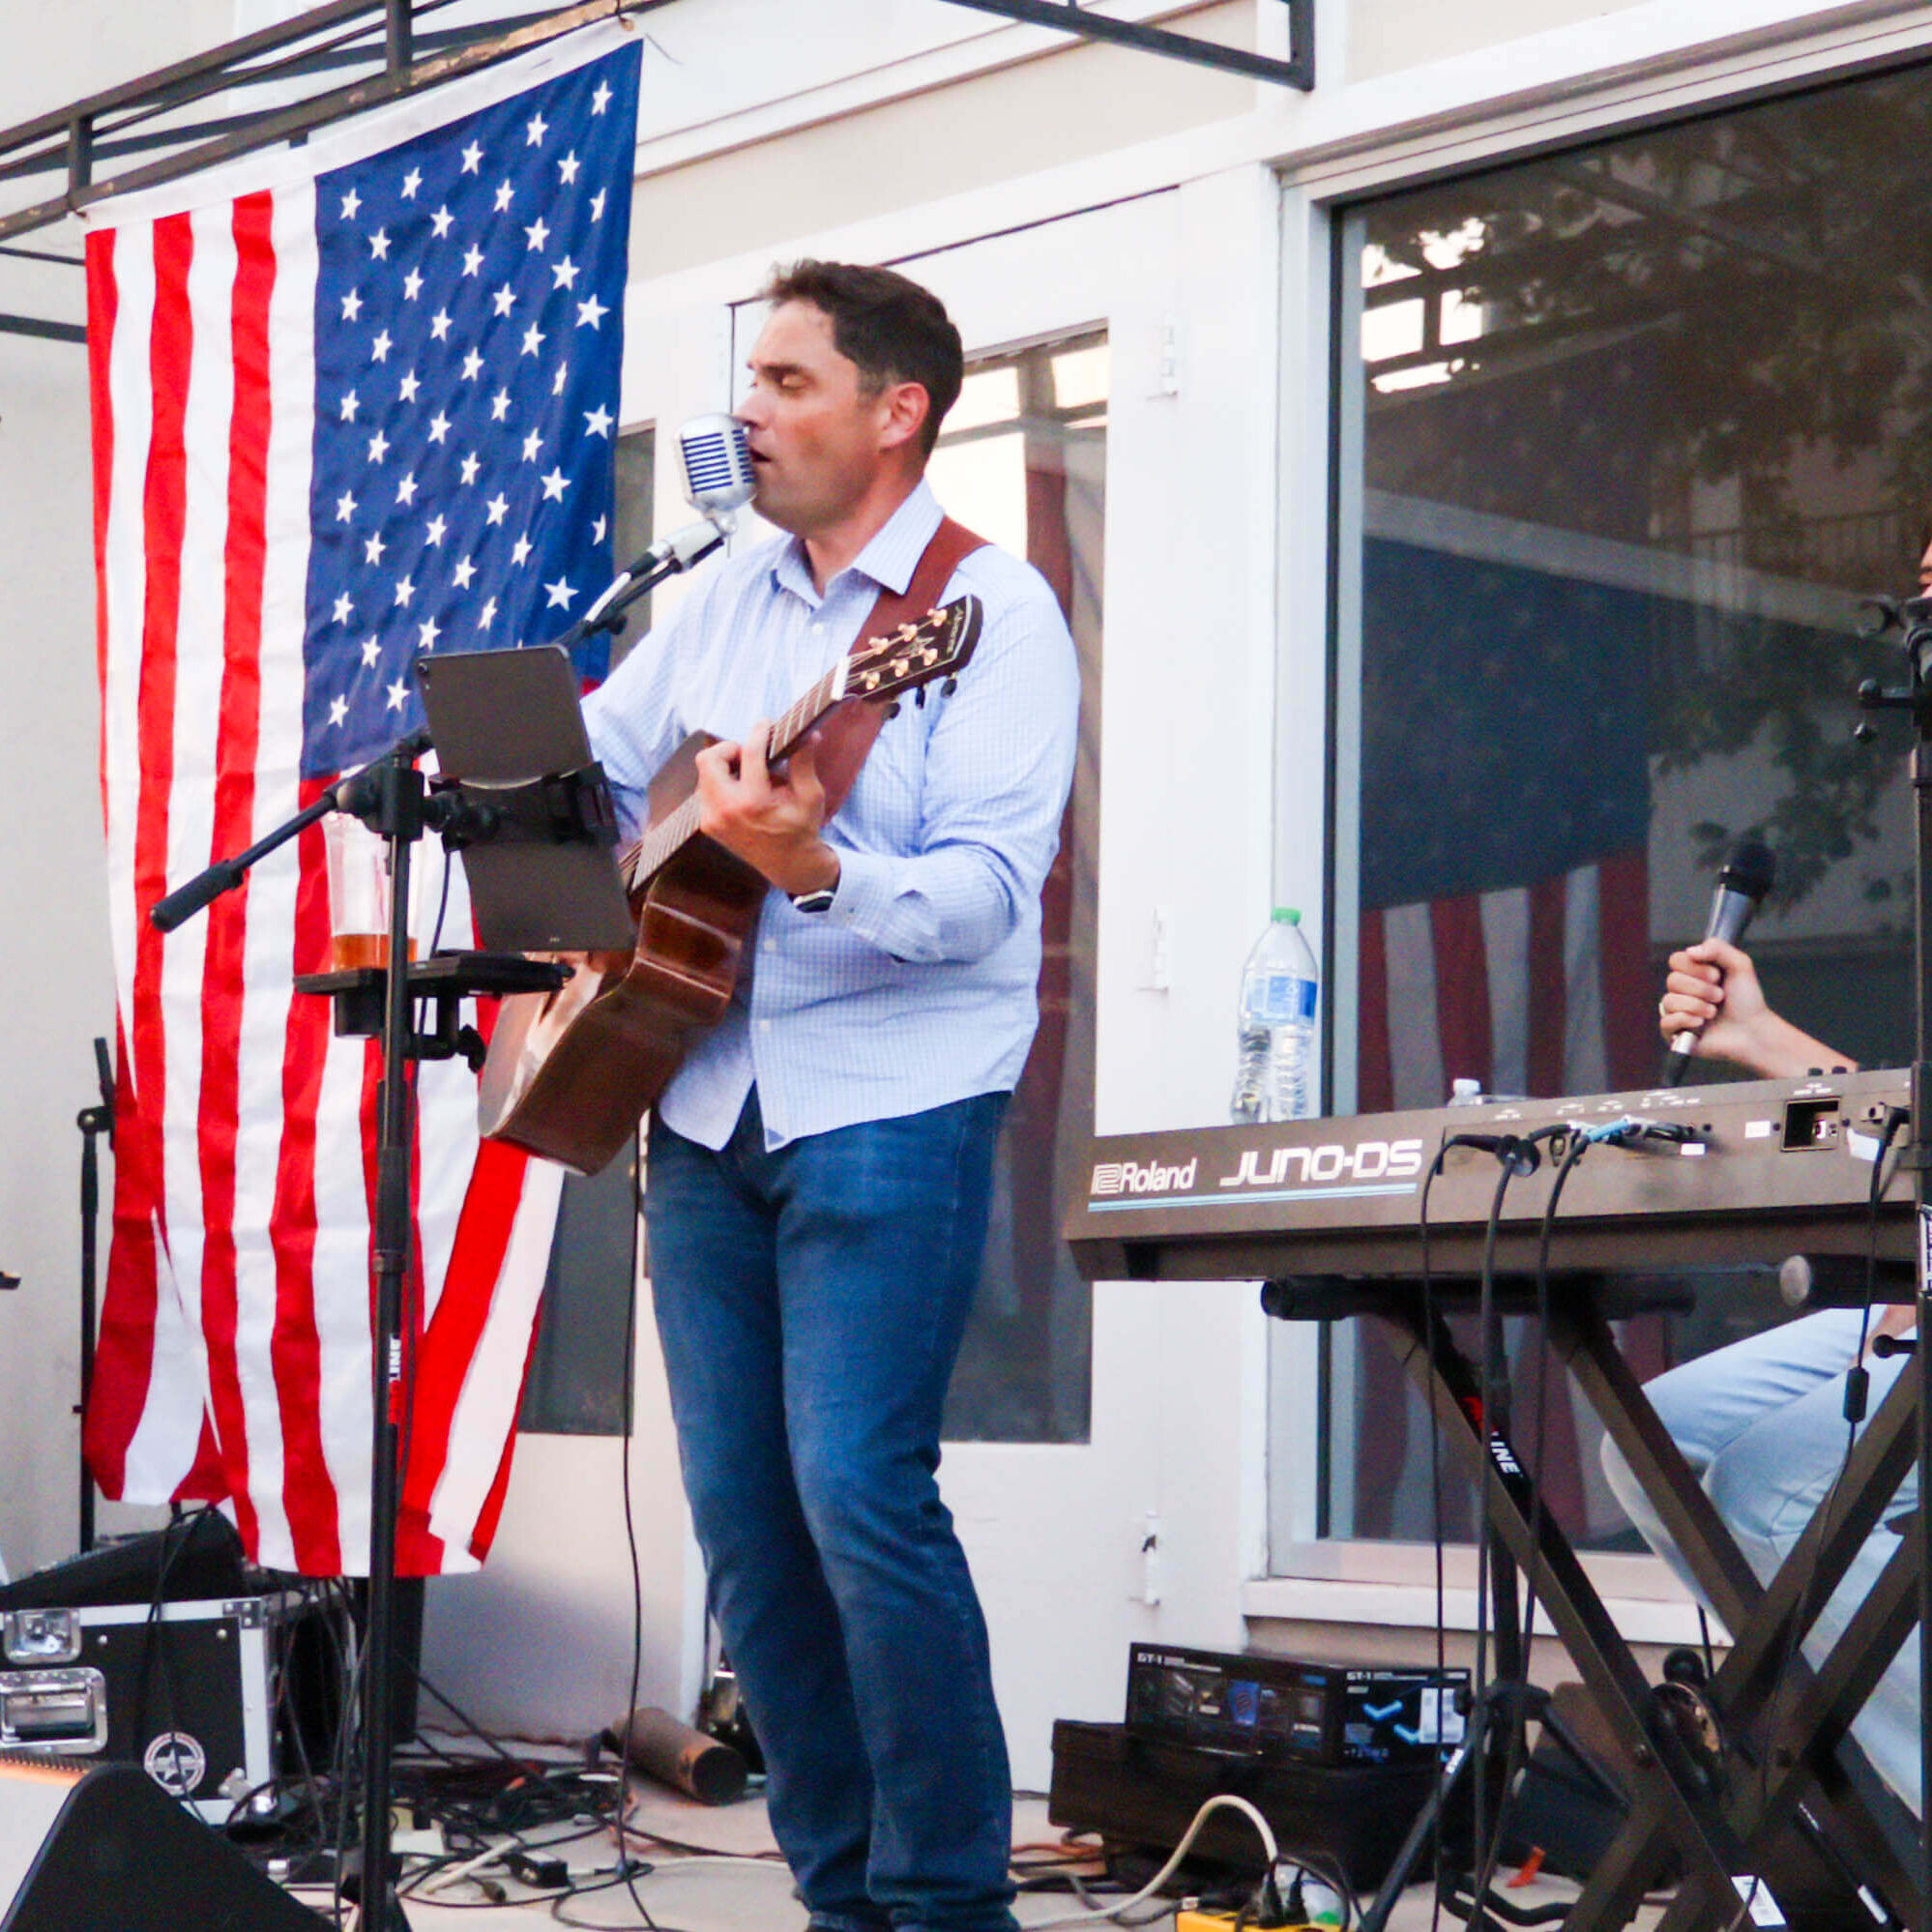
[134,1504,214,1808]
[1467,1148,1527,1923]
[611,1140,663,1928]
[1461,1128,1590,1922]
[1742,1103,1908,1893]
[1416,1138,1453,1932]
[328,1575,367,1928]
[1413,1132,1527,1929]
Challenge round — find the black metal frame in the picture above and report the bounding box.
[0,0,663,255]
[1270,1276,1922,1932]
[0,0,1315,344]
[941,0,1313,90]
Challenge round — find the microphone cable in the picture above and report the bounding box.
[1460,1124,1593,1924]
[1414,1138,1454,1932]
[1415,1129,1538,1931]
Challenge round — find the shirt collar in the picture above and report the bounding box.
[770,478,943,605]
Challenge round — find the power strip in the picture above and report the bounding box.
[1175,1913,1318,1931]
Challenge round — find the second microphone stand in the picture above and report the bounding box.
[1854,596,1932,1932]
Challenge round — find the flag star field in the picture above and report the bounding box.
[306,44,636,773]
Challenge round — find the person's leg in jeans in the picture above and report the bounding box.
[1601,1308,1919,1810]
[1600,1311,1867,1595]
[772,1092,1014,1932]
[646,1090,1016,1932]
[646,1099,890,1932]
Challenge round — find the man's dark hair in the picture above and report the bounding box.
[762,259,964,458]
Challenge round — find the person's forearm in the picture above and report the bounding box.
[1730,1012,1858,1079]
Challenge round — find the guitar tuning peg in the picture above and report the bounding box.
[942,677,957,696]
[885,701,901,719]
[915,688,928,709]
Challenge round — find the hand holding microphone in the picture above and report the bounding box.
[1658,937,1773,1073]
[1658,838,1775,1085]
[1657,837,1854,1082]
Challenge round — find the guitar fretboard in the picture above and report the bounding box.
[619,659,848,894]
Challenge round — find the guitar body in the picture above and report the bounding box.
[473,592,984,1176]
[477,732,769,1175]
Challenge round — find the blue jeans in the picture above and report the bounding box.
[1600,1309,1919,1812]
[645,1089,1017,1932]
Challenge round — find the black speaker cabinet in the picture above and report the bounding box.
[0,1758,315,1931]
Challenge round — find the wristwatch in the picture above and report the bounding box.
[789,885,837,915]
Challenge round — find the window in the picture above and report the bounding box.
[1316,70,1927,1547]
[928,332,1106,1444]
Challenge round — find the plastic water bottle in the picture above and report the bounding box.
[1229,907,1319,1123]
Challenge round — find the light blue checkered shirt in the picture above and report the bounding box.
[581,480,1080,1151]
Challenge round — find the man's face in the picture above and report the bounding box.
[738,302,907,538]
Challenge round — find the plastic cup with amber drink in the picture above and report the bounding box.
[323,809,420,972]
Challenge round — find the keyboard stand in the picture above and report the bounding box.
[1262,1275,1920,1932]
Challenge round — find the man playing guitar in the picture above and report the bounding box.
[579,261,1079,1932]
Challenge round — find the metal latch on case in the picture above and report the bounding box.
[2,1609,81,1666]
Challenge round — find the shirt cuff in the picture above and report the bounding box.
[825,847,897,939]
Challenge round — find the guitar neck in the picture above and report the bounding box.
[619,659,852,893]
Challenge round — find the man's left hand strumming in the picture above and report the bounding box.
[694,722,842,900]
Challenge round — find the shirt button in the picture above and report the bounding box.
[758,1019,773,1033]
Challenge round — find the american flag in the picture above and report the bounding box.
[1353,519,1657,1111]
[83,24,641,1575]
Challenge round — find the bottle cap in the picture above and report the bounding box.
[1272,907,1302,924]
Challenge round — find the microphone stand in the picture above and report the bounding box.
[1854,597,1932,1932]
[551,521,726,659]
[74,1037,114,1555]
[151,737,565,1932]
[141,529,722,1924]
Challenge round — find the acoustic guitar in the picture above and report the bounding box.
[476,595,984,1174]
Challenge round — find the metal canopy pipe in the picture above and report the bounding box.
[938,0,1314,89]
[0,313,84,341]
[0,0,666,243]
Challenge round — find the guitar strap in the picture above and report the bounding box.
[860,514,988,641]
[810,513,988,820]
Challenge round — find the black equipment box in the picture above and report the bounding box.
[1049,1718,1439,1889]
[0,1592,341,1822]
[1127,1644,1467,1766]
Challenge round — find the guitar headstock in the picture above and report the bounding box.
[847,595,983,706]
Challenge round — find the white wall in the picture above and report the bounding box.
[0,1,233,1583]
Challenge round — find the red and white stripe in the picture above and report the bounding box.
[82,57,592,1574]
[1357,851,1655,1115]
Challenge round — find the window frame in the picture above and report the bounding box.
[1263,40,1932,1615]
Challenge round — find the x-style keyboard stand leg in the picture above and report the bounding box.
[1550,1299,1919,1928]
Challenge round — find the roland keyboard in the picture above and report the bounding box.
[1064,1068,1913,1283]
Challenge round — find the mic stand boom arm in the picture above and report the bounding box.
[148,730,431,935]
[547,520,726,659]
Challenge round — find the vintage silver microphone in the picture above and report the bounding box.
[576,416,756,631]
[676,412,758,525]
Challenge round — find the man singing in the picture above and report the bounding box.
[581,261,1079,1932]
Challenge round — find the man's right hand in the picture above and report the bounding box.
[1658,938,1853,1078]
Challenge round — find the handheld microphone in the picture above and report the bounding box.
[576,417,758,631]
[1660,838,1776,1086]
